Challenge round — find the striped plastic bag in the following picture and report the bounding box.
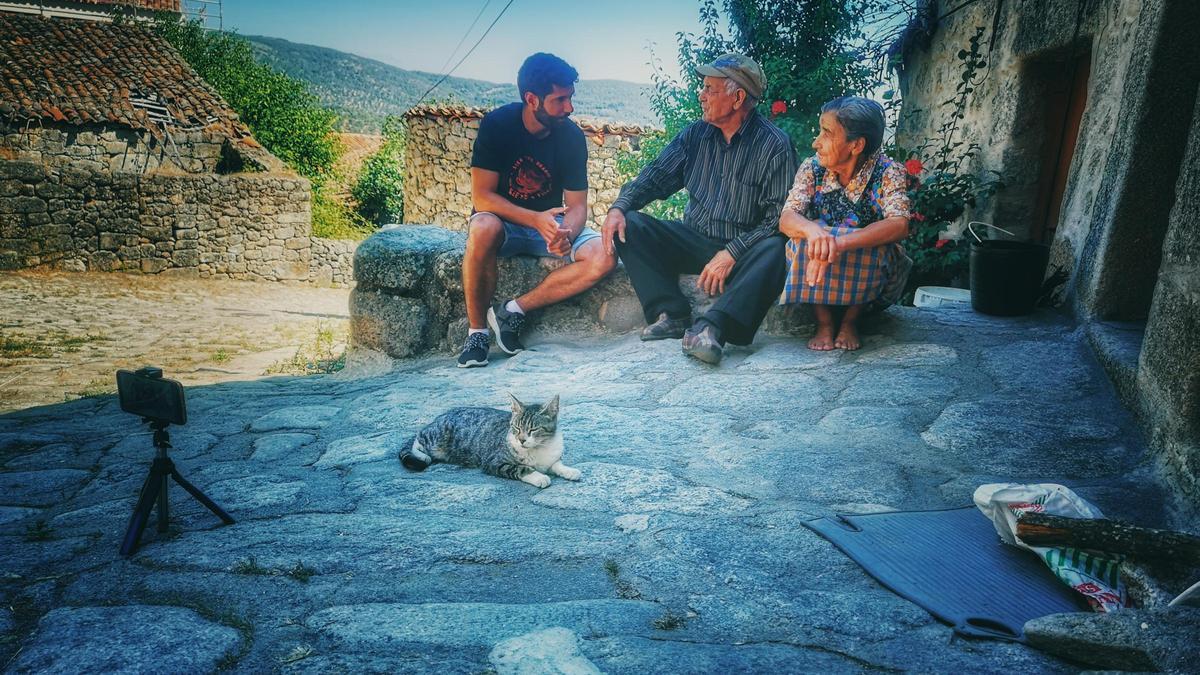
[974,482,1128,612]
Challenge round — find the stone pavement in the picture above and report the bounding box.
[0,303,1175,673]
[0,271,350,414]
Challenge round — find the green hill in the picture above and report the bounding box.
[245,35,659,133]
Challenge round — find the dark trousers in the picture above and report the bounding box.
[615,211,787,346]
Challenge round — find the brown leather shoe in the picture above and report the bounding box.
[640,312,690,341]
[681,324,723,364]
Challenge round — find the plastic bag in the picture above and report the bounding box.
[974,482,1127,612]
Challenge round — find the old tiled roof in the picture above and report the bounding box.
[0,13,248,138]
[75,0,182,10]
[403,103,653,136]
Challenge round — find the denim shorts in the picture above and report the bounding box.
[470,212,600,263]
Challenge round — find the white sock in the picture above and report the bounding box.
[505,299,525,315]
[469,328,490,336]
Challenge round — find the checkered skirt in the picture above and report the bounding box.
[783,228,907,306]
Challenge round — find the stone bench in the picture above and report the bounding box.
[349,225,815,358]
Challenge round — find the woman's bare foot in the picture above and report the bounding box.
[834,322,861,350]
[808,323,837,350]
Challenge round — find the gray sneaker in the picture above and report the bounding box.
[681,324,722,364]
[487,301,526,355]
[456,331,490,368]
[640,312,690,341]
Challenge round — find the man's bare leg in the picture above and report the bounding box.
[514,239,616,311]
[808,304,837,351]
[834,304,864,350]
[463,214,504,329]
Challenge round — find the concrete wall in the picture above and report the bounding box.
[403,111,643,230]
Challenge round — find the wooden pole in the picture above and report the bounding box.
[1016,512,1200,564]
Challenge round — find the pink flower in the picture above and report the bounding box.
[912,212,925,222]
[905,158,924,176]
[770,100,787,116]
[935,238,950,250]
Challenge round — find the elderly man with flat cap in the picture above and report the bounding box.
[601,53,797,365]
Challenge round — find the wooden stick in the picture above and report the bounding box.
[1016,512,1200,563]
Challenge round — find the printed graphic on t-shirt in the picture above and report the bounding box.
[508,156,552,201]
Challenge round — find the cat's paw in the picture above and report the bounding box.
[556,465,582,481]
[523,472,551,489]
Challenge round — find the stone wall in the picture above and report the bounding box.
[403,107,648,230]
[897,0,1200,521]
[0,160,316,281]
[309,237,357,287]
[1,121,235,174]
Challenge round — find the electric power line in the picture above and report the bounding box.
[411,0,517,110]
[434,0,494,77]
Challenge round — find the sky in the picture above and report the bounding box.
[220,0,707,84]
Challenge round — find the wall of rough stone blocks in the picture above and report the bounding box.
[0,160,317,282]
[403,112,642,231]
[1,121,228,174]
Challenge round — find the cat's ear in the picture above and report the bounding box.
[508,392,523,414]
[544,394,560,417]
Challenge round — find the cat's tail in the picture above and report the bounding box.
[399,435,432,472]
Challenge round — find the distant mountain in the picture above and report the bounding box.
[245,35,659,133]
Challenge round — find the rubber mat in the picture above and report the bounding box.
[803,506,1087,641]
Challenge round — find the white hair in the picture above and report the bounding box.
[723,77,758,105]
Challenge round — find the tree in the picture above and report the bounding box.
[352,116,406,225]
[149,15,340,186]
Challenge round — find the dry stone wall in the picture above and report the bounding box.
[0,160,317,281]
[403,107,649,231]
[2,121,229,174]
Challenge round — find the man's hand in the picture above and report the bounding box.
[600,208,627,256]
[548,227,572,257]
[698,249,736,296]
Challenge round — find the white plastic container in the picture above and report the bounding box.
[913,286,971,309]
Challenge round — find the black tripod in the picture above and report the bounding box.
[120,419,235,557]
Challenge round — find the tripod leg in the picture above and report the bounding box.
[120,465,164,557]
[170,470,235,524]
[156,471,170,533]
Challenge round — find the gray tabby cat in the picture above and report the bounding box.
[399,394,580,488]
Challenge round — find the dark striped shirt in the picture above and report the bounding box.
[610,111,797,259]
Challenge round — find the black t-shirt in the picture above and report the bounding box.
[470,102,588,213]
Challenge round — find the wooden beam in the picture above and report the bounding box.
[1016,512,1200,563]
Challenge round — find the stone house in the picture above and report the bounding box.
[402,104,649,230]
[0,10,354,283]
[895,0,1199,521]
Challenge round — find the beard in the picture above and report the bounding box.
[533,103,569,128]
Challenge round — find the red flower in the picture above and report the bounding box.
[935,239,950,249]
[912,212,925,222]
[905,158,924,176]
[770,100,787,116]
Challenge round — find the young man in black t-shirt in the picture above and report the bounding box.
[457,52,616,367]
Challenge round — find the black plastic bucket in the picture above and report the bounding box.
[969,240,1050,316]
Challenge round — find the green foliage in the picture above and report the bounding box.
[897,26,1003,295]
[311,188,374,240]
[352,116,406,225]
[150,16,339,186]
[246,36,657,132]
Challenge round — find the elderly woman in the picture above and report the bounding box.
[779,96,911,351]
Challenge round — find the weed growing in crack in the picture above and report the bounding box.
[23,520,54,542]
[230,556,272,576]
[286,561,316,583]
[653,609,686,631]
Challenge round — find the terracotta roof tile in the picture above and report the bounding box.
[0,12,247,138]
[403,103,653,136]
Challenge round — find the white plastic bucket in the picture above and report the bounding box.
[913,286,971,309]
